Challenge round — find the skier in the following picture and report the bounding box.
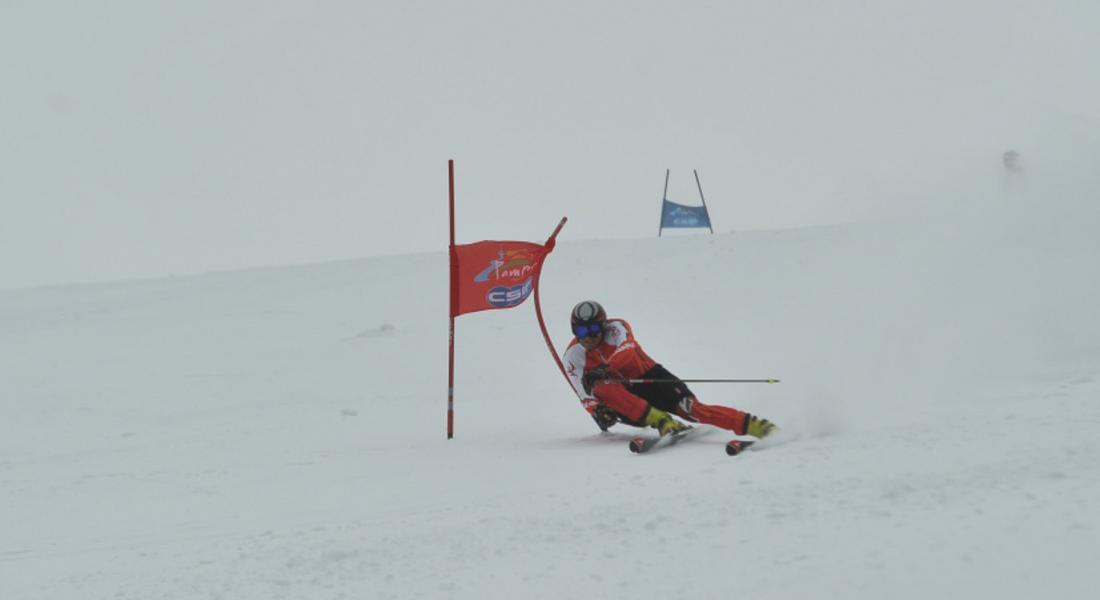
[564,300,778,439]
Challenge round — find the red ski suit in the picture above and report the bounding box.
[563,318,751,434]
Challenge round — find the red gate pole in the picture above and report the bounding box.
[447,160,457,439]
[532,218,575,396]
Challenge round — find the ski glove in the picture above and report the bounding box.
[582,364,622,394]
[590,403,619,431]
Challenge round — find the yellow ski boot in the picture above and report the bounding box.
[644,407,690,437]
[744,413,778,439]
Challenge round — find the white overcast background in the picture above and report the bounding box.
[3,0,1100,290]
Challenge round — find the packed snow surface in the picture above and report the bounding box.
[2,201,1099,599]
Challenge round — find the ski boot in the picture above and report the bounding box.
[644,407,690,437]
[744,413,777,439]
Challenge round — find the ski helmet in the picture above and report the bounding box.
[571,300,606,337]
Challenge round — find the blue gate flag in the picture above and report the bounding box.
[660,199,712,229]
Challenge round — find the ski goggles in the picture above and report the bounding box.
[573,322,603,338]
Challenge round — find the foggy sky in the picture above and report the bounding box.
[2,0,1099,289]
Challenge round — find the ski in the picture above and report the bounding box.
[725,439,756,456]
[629,427,695,454]
[628,435,661,454]
[627,428,765,455]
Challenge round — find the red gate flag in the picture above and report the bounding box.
[450,240,550,317]
[446,160,568,439]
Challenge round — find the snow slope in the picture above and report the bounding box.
[2,197,1099,599]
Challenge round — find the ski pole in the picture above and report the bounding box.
[624,378,780,384]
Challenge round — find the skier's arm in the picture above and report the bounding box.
[563,343,598,412]
[564,344,619,430]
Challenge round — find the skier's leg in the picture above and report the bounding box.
[675,398,749,433]
[627,364,691,414]
[593,383,687,436]
[591,382,651,424]
[633,364,777,437]
[679,399,777,437]
[629,365,721,426]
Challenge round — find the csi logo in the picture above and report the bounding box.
[487,278,534,308]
